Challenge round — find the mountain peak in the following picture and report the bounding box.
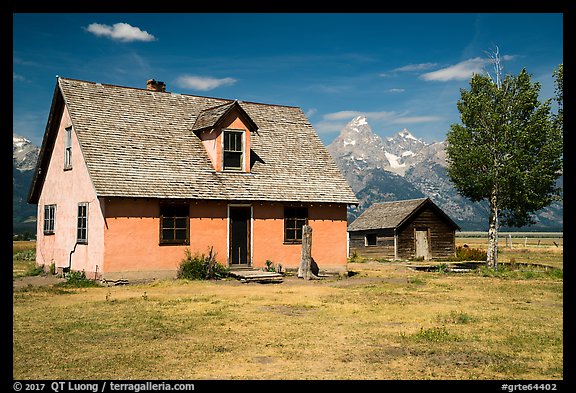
[13,133,39,172]
[13,134,31,147]
[350,115,368,126]
[398,128,417,140]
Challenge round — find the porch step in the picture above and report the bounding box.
[228,269,284,283]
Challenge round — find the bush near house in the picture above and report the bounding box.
[454,246,487,261]
[177,248,229,280]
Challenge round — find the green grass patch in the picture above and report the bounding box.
[410,326,459,342]
[13,260,44,279]
[478,264,563,280]
[438,310,476,324]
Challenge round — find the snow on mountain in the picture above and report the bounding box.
[13,134,39,172]
[384,152,405,169]
[13,134,40,234]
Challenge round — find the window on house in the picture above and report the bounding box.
[64,127,72,169]
[223,130,243,170]
[284,207,308,243]
[365,234,377,246]
[160,204,189,245]
[77,202,88,244]
[43,204,56,235]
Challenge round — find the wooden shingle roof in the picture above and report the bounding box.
[29,77,358,205]
[347,198,460,232]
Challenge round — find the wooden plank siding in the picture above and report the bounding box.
[349,229,395,259]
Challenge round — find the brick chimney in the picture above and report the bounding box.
[146,79,166,92]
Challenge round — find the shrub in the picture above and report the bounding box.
[455,246,487,261]
[348,251,367,263]
[177,248,229,280]
[265,260,276,272]
[432,263,449,273]
[26,265,45,277]
[58,270,100,288]
[414,326,455,342]
[13,249,36,261]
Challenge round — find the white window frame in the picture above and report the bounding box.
[77,202,88,244]
[365,233,377,247]
[64,126,72,169]
[222,129,244,171]
[43,204,56,235]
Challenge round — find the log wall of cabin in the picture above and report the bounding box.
[348,228,395,259]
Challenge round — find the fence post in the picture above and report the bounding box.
[298,225,313,279]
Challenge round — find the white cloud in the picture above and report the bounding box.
[316,110,403,133]
[420,57,487,81]
[176,75,237,91]
[13,72,26,81]
[391,116,443,124]
[305,108,317,118]
[392,63,438,72]
[314,120,349,134]
[324,110,398,122]
[420,54,518,82]
[387,88,405,93]
[314,110,444,134]
[86,23,156,42]
[324,111,365,121]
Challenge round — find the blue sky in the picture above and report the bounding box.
[13,13,563,147]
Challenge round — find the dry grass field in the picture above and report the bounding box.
[12,239,563,380]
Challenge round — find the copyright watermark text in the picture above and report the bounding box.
[12,381,195,392]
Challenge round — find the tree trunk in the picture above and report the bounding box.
[487,188,499,270]
[298,225,317,279]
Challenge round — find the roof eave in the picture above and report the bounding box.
[27,80,65,204]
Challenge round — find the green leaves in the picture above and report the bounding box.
[447,66,562,228]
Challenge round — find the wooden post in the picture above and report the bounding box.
[298,225,318,279]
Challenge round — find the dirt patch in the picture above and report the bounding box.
[13,274,65,290]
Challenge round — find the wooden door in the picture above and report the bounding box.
[229,206,251,267]
[415,229,430,260]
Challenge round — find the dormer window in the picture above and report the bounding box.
[192,100,258,173]
[223,129,244,171]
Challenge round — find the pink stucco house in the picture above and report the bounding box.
[28,77,358,281]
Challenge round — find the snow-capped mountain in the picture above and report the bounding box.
[13,134,40,235]
[13,134,39,171]
[327,116,563,231]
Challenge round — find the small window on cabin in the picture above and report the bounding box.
[160,205,189,245]
[365,234,377,246]
[284,207,308,243]
[77,202,88,244]
[43,204,56,235]
[64,127,72,169]
[223,130,243,171]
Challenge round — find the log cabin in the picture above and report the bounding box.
[348,198,460,260]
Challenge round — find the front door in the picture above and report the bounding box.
[415,229,430,260]
[229,206,251,267]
